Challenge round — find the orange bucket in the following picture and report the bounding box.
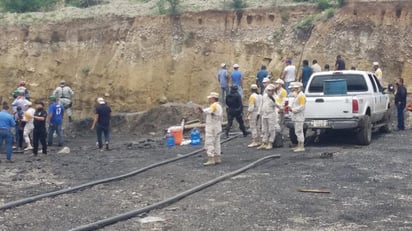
[170,126,183,145]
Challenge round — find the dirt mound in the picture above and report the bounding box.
[68,102,204,137]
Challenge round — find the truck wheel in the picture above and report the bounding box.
[379,110,392,133]
[289,128,298,145]
[357,115,372,145]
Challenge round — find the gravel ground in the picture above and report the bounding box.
[0,126,411,231]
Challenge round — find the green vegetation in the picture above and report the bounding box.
[156,0,180,15]
[280,10,289,23]
[65,0,103,8]
[324,7,335,19]
[81,65,91,76]
[316,0,330,10]
[230,0,247,9]
[337,0,345,7]
[291,0,345,10]
[296,15,314,31]
[0,0,58,13]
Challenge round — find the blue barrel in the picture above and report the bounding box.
[165,132,175,147]
[323,79,347,95]
[190,128,201,146]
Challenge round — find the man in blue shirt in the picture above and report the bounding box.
[300,60,313,91]
[0,103,16,162]
[217,63,229,105]
[256,65,269,92]
[47,95,64,146]
[230,64,244,98]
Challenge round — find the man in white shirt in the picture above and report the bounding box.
[281,59,296,95]
[311,59,322,73]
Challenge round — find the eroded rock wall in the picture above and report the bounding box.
[0,1,411,118]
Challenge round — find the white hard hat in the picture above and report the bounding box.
[233,64,240,68]
[97,97,105,104]
[274,78,284,85]
[262,77,270,83]
[373,62,379,66]
[251,84,258,89]
[207,92,219,99]
[266,84,276,90]
[221,63,226,68]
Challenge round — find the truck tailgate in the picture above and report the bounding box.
[305,95,354,119]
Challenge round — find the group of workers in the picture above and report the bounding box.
[0,80,112,163]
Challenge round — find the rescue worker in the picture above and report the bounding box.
[53,80,74,122]
[373,62,383,83]
[274,78,287,131]
[225,85,248,138]
[32,101,48,156]
[13,106,24,153]
[47,95,64,147]
[257,84,279,150]
[13,81,30,100]
[199,92,223,166]
[287,82,306,152]
[245,84,262,147]
[23,101,35,151]
[261,77,271,94]
[11,90,30,113]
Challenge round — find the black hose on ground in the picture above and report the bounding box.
[69,154,280,231]
[0,135,241,211]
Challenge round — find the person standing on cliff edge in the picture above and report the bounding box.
[53,80,74,122]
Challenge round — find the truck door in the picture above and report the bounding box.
[367,74,384,120]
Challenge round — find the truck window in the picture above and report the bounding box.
[372,75,384,92]
[368,74,378,93]
[308,74,368,93]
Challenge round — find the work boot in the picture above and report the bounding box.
[243,131,251,137]
[265,143,273,150]
[247,138,259,148]
[203,157,216,166]
[224,131,229,138]
[214,156,221,164]
[293,142,305,152]
[105,141,109,150]
[24,145,33,151]
[257,143,267,150]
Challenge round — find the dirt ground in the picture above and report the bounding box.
[0,113,411,230]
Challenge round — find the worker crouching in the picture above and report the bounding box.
[199,92,223,166]
[287,82,306,152]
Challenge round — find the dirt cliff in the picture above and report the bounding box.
[0,1,411,118]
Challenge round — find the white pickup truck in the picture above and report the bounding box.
[285,70,391,145]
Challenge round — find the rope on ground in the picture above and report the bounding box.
[69,154,281,231]
[0,134,241,211]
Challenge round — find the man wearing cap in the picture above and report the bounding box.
[230,64,244,98]
[53,80,74,122]
[200,92,223,166]
[32,101,48,156]
[281,59,296,95]
[0,103,16,162]
[23,101,35,151]
[373,62,383,83]
[11,91,30,113]
[257,84,280,150]
[217,63,230,105]
[287,82,306,152]
[246,84,262,147]
[274,78,287,132]
[91,97,112,151]
[47,95,64,147]
[256,65,269,92]
[261,77,271,94]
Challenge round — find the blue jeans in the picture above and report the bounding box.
[285,81,292,95]
[48,123,64,145]
[96,124,110,148]
[397,102,406,130]
[220,86,229,105]
[0,129,13,160]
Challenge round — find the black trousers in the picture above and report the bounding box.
[33,128,47,155]
[226,113,246,135]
